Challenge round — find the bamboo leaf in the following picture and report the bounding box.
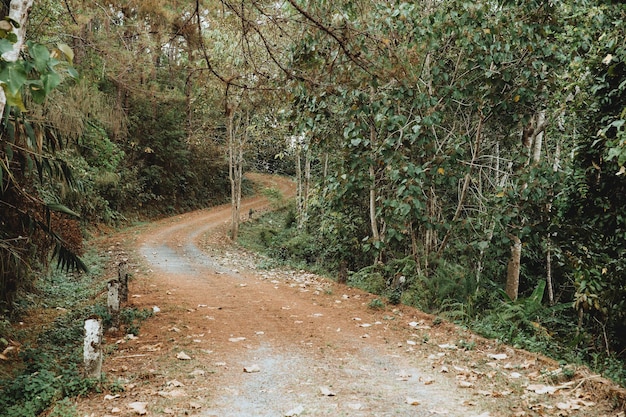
[46,203,80,218]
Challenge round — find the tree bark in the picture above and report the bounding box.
[226,99,241,241]
[0,0,34,119]
[506,235,522,301]
[506,110,546,301]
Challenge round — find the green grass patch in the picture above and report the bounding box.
[0,248,152,416]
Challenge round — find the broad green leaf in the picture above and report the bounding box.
[0,61,27,94]
[41,72,61,95]
[0,38,13,54]
[28,42,51,73]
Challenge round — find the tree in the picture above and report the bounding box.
[1,0,85,308]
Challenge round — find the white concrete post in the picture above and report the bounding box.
[107,279,120,328]
[83,317,103,378]
[118,261,129,303]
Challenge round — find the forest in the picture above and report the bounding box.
[0,0,625,413]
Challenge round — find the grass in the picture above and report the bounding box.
[0,248,152,416]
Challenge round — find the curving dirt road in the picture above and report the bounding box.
[76,174,619,417]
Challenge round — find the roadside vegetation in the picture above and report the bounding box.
[238,200,626,388]
[0,249,152,416]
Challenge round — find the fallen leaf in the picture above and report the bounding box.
[488,353,508,360]
[406,397,421,405]
[189,369,206,377]
[420,376,435,385]
[284,405,305,416]
[396,370,412,380]
[244,364,261,373]
[166,379,184,387]
[438,344,457,350]
[228,337,246,342]
[526,384,557,394]
[158,389,187,398]
[104,394,120,400]
[176,351,192,360]
[128,402,148,415]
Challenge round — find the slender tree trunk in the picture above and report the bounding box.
[369,164,379,241]
[228,110,238,240]
[303,145,311,225]
[227,100,243,241]
[0,0,34,119]
[506,235,522,300]
[506,110,546,301]
[295,142,303,228]
[545,139,560,305]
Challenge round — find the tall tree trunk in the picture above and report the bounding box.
[506,235,522,300]
[295,142,303,228]
[227,99,244,241]
[506,110,546,301]
[303,145,311,225]
[369,164,379,242]
[0,0,34,119]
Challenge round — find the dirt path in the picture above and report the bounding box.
[76,174,620,417]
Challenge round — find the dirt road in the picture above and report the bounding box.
[76,174,619,417]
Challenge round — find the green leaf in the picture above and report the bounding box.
[67,66,79,78]
[0,38,13,54]
[0,61,27,94]
[28,42,51,73]
[41,72,61,95]
[46,203,81,218]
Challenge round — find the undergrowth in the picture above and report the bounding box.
[0,249,153,417]
[238,208,626,388]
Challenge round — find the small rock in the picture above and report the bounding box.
[320,386,336,396]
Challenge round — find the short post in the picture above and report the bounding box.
[84,317,103,378]
[107,279,120,329]
[118,261,129,304]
